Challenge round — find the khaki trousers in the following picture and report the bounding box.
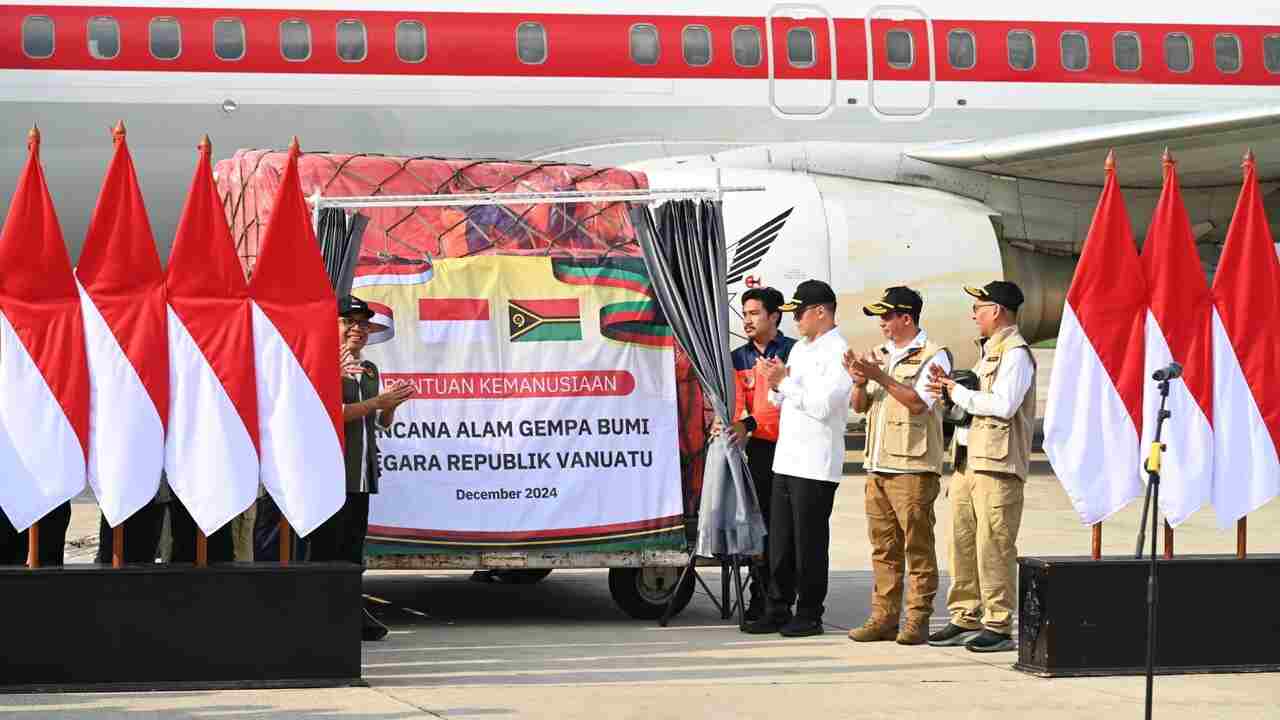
[947,461,1024,634]
[230,503,257,562]
[865,472,941,623]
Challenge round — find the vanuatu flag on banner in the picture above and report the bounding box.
[509,299,582,342]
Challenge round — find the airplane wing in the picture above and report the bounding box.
[907,104,1280,189]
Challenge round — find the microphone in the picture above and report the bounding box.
[1152,362,1183,381]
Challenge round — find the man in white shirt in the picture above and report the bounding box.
[845,287,952,646]
[742,280,852,638]
[926,281,1036,653]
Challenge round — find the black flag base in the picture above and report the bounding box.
[658,553,749,628]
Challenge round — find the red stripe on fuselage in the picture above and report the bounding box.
[0,5,1278,85]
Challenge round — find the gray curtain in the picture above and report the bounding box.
[631,200,766,557]
[316,207,369,295]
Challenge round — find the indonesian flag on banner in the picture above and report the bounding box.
[165,136,260,534]
[365,300,394,345]
[1043,152,1148,525]
[0,128,89,531]
[1210,152,1280,527]
[419,298,493,344]
[247,139,344,537]
[76,125,169,527]
[1140,153,1214,527]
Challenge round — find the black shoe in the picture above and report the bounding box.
[362,608,389,642]
[928,623,983,647]
[741,614,791,634]
[779,617,824,637]
[743,595,766,623]
[965,629,1015,653]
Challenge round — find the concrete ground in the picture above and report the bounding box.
[5,349,1279,718]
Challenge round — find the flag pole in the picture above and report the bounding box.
[1237,517,1247,559]
[279,518,291,564]
[1091,523,1102,560]
[1163,520,1174,559]
[112,525,124,568]
[27,521,39,568]
[196,530,208,567]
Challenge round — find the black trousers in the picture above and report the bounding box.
[94,503,167,565]
[766,474,839,621]
[308,492,371,565]
[168,498,234,563]
[745,438,777,602]
[0,501,71,566]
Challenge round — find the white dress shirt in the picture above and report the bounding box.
[865,330,952,474]
[769,327,853,483]
[951,332,1035,446]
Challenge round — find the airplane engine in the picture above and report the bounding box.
[641,167,1072,368]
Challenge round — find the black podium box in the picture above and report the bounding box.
[0,562,363,692]
[1016,554,1280,677]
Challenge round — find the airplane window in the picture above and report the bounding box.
[517,22,546,64]
[787,27,816,68]
[336,20,366,62]
[396,21,427,63]
[88,17,119,60]
[150,18,181,60]
[1214,33,1241,73]
[22,16,54,59]
[1008,30,1035,70]
[280,19,310,62]
[732,26,761,67]
[886,29,913,69]
[1061,32,1088,71]
[214,18,246,61]
[948,30,976,70]
[630,24,659,65]
[1113,32,1141,71]
[682,25,711,66]
[1164,33,1192,72]
[1267,35,1280,73]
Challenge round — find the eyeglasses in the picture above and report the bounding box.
[339,318,373,330]
[971,302,997,314]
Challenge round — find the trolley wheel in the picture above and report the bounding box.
[487,569,553,584]
[608,566,695,620]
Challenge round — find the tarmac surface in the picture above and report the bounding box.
[5,349,1280,718]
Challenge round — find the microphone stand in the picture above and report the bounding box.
[1134,374,1172,720]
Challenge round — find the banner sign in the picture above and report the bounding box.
[358,255,684,547]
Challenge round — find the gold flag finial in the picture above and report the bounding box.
[1104,149,1116,172]
[27,124,40,152]
[1243,148,1256,167]
[288,135,300,154]
[198,134,212,155]
[111,120,126,145]
[1162,147,1175,167]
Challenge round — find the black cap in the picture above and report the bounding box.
[338,295,374,320]
[964,281,1025,311]
[779,279,837,312]
[863,286,923,317]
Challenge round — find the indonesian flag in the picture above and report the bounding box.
[365,300,394,345]
[1210,152,1280,527]
[76,125,168,527]
[1043,153,1148,525]
[1139,153,1214,527]
[419,298,493,344]
[352,256,433,288]
[0,128,89,531]
[165,137,260,535]
[248,139,344,537]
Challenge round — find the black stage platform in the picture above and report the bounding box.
[0,562,363,692]
[1017,554,1280,677]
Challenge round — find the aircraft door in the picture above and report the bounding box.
[867,5,935,117]
[767,4,836,117]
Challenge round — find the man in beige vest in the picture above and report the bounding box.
[926,281,1036,653]
[844,287,952,645]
